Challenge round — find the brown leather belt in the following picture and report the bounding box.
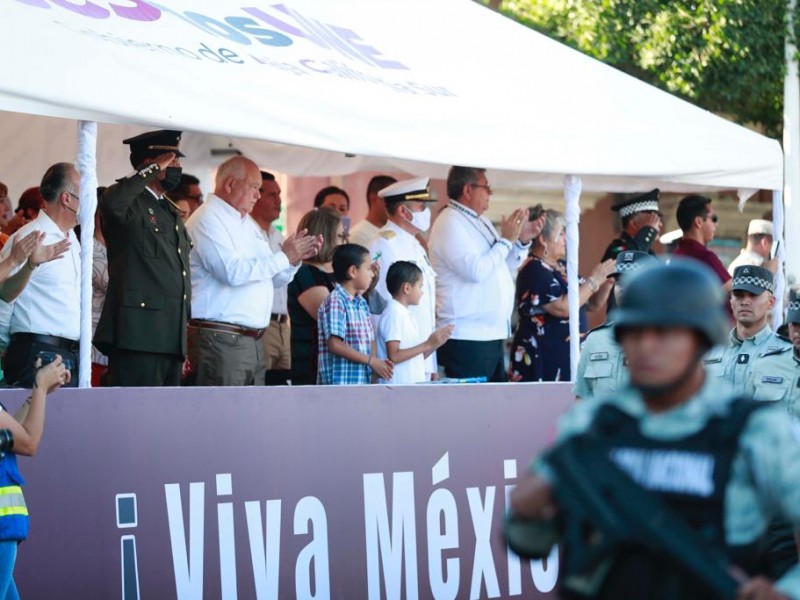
[270,313,289,324]
[188,319,266,339]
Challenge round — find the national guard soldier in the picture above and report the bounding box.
[369,177,439,380]
[506,260,800,599]
[573,250,657,399]
[94,130,192,386]
[747,287,800,415]
[704,265,789,394]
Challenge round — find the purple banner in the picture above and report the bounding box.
[5,383,573,599]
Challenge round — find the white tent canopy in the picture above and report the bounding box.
[1,0,782,194]
[0,0,785,387]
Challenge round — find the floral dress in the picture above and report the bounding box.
[509,257,587,382]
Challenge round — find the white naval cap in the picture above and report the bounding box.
[378,176,438,203]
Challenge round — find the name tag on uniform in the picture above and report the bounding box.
[704,357,722,364]
[762,376,784,384]
[737,354,750,364]
[589,352,609,361]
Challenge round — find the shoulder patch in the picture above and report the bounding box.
[379,230,396,240]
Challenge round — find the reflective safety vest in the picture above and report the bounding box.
[0,453,28,542]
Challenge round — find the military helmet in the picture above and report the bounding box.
[612,258,728,348]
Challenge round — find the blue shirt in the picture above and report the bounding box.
[317,284,374,385]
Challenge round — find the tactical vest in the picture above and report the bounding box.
[0,452,28,542]
[563,400,769,600]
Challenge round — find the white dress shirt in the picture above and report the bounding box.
[265,224,288,315]
[186,194,299,329]
[349,219,381,249]
[0,211,81,339]
[377,298,426,384]
[370,220,437,375]
[428,200,529,341]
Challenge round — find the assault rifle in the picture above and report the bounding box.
[510,435,741,599]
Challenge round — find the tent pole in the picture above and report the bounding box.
[772,189,786,327]
[784,0,800,287]
[76,121,98,388]
[563,175,582,381]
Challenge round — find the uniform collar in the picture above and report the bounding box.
[730,324,773,347]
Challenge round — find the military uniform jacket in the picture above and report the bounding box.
[573,322,628,399]
[704,326,790,396]
[93,165,192,357]
[746,346,800,418]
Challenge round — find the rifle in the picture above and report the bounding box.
[537,435,741,598]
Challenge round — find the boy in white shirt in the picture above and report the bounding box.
[377,261,453,384]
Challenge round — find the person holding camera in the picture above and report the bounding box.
[0,355,69,598]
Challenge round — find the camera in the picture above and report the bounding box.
[0,429,14,459]
[36,351,75,373]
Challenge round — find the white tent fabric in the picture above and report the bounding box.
[0,0,785,385]
[0,0,782,194]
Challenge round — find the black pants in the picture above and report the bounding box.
[106,349,182,387]
[4,334,79,388]
[437,339,507,382]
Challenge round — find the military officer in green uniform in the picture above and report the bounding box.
[573,250,657,399]
[703,265,789,395]
[93,130,192,386]
[746,288,800,416]
[507,260,800,599]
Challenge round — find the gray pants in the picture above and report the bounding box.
[187,326,263,386]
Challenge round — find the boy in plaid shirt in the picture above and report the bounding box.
[317,244,394,384]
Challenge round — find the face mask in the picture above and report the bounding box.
[162,166,182,192]
[408,206,431,232]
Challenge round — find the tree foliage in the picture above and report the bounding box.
[490,0,797,137]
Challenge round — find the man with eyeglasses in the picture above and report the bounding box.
[169,173,203,217]
[428,166,544,382]
[671,194,732,295]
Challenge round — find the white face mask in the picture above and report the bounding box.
[407,206,431,232]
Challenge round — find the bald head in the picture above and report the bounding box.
[214,156,262,216]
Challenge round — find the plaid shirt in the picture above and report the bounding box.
[317,284,374,385]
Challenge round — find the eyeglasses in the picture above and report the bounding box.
[68,192,80,201]
[186,194,203,202]
[705,214,719,223]
[470,184,493,195]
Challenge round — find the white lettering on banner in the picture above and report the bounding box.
[467,487,500,599]
[363,472,419,599]
[165,482,205,600]
[245,499,282,600]
[217,474,237,600]
[611,448,715,497]
[427,453,460,600]
[294,497,331,600]
[154,458,559,598]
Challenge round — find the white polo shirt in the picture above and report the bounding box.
[377,299,426,384]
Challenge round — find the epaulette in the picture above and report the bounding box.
[759,345,792,359]
[379,230,396,240]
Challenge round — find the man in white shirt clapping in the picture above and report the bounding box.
[428,166,544,382]
[186,157,321,386]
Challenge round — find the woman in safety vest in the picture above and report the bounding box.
[0,355,69,599]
